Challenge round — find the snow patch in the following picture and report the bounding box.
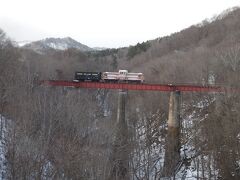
[0,114,8,180]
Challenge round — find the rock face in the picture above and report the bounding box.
[23,37,93,52]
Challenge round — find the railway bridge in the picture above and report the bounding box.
[41,80,237,179]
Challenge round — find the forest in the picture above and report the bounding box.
[1,7,240,179]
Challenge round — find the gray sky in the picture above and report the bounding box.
[0,0,239,48]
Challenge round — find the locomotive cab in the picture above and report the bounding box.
[119,70,128,81]
[119,70,128,75]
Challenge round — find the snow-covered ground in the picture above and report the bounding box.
[175,97,217,179]
[131,96,217,179]
[0,114,7,180]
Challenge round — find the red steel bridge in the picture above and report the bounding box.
[41,79,239,178]
[41,80,237,93]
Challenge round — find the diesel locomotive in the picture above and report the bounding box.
[73,70,144,83]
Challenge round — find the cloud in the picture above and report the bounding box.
[0,0,239,48]
[0,17,51,41]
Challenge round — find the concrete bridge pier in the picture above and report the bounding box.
[108,89,129,180]
[163,91,181,177]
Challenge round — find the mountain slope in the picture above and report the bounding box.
[23,37,93,52]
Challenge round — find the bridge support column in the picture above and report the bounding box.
[108,89,129,180]
[163,91,181,177]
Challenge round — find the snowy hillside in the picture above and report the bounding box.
[22,37,93,52]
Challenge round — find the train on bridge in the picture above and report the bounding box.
[41,69,230,92]
[73,70,144,83]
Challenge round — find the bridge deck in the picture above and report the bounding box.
[41,81,236,92]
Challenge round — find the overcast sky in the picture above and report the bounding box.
[0,0,239,48]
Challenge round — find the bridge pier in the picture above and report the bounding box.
[108,89,129,180]
[163,91,181,177]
